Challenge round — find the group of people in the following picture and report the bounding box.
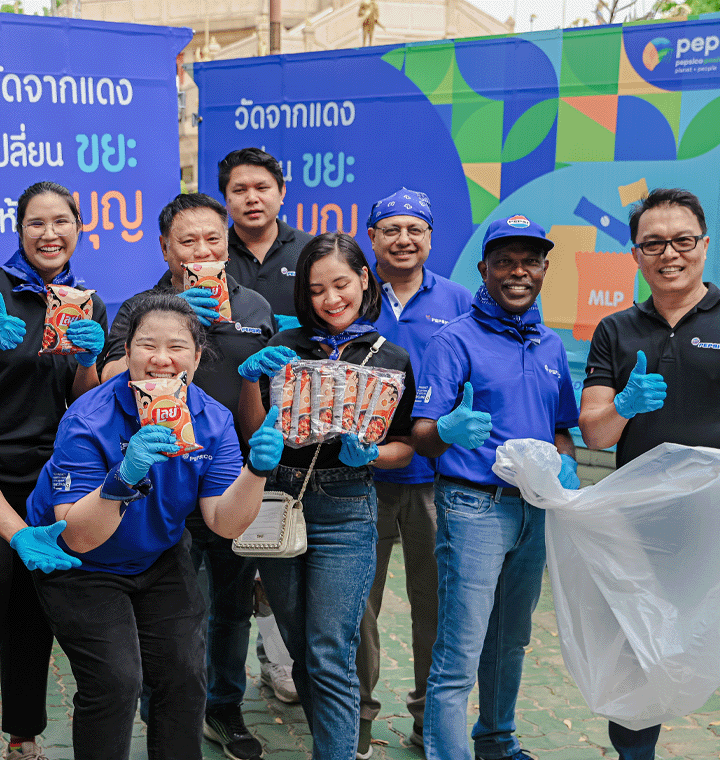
[0,142,712,760]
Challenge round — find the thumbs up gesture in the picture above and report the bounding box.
[436,382,492,449]
[614,350,667,419]
[0,293,26,351]
[248,406,284,476]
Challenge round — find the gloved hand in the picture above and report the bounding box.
[119,425,179,486]
[177,287,220,327]
[275,314,301,332]
[67,319,105,367]
[0,293,26,351]
[558,454,581,490]
[248,406,284,474]
[613,350,667,419]
[437,382,492,449]
[10,521,82,573]
[339,433,379,468]
[238,346,298,382]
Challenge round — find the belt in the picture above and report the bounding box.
[438,475,521,499]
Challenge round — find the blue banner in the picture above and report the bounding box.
[0,15,192,318]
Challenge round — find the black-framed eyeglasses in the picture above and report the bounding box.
[634,234,706,256]
[376,225,429,243]
[22,220,77,239]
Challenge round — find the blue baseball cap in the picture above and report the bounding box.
[481,214,554,259]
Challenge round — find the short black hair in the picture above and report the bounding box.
[294,232,381,331]
[629,188,707,243]
[16,181,83,247]
[218,148,284,198]
[158,193,228,238]
[125,292,206,353]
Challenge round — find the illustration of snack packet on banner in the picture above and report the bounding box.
[182,261,232,322]
[39,284,96,355]
[128,371,202,457]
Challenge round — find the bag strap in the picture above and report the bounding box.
[296,335,385,505]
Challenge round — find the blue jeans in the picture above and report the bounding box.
[608,722,661,760]
[257,465,378,760]
[424,478,547,760]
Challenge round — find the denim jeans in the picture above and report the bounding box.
[424,478,547,760]
[257,465,378,760]
[34,531,207,760]
[608,721,661,760]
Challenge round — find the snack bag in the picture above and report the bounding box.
[128,371,202,457]
[338,367,360,432]
[289,367,313,447]
[354,370,378,433]
[182,261,232,322]
[39,285,95,355]
[311,364,336,441]
[271,363,296,437]
[358,371,405,444]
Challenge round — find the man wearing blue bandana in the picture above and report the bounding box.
[355,188,471,758]
[412,215,579,760]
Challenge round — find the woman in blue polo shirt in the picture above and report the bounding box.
[27,293,283,760]
[238,232,416,760]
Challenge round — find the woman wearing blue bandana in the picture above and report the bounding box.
[238,232,416,760]
[0,181,107,760]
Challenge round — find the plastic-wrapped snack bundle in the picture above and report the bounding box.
[339,367,360,432]
[128,371,203,457]
[289,367,314,447]
[358,370,405,444]
[311,363,336,441]
[354,370,378,433]
[39,284,96,355]
[271,363,296,438]
[182,261,232,322]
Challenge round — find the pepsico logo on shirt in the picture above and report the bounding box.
[280,267,296,277]
[507,215,531,229]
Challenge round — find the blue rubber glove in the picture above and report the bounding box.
[10,521,82,574]
[613,350,667,419]
[437,382,492,449]
[238,346,299,382]
[558,454,580,490]
[119,425,179,486]
[248,406,284,474]
[339,433,379,468]
[67,319,105,367]
[177,287,220,327]
[0,293,26,350]
[275,314,301,332]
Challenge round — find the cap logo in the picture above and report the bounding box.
[507,215,531,228]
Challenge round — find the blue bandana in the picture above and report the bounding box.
[366,188,433,229]
[0,249,77,295]
[309,318,376,360]
[470,284,541,344]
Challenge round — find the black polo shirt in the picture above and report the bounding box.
[0,269,108,496]
[101,270,275,444]
[226,219,313,316]
[584,282,720,467]
[260,327,416,471]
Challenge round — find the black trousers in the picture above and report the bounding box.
[34,530,207,760]
[0,483,54,738]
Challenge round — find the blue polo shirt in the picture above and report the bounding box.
[372,265,472,484]
[26,371,243,574]
[412,298,578,486]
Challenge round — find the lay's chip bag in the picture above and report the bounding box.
[39,284,95,355]
[182,261,232,322]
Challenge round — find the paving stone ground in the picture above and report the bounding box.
[4,544,720,759]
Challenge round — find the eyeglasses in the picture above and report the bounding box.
[634,234,706,256]
[376,225,429,243]
[22,220,77,239]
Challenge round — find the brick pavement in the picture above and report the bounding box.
[4,544,720,759]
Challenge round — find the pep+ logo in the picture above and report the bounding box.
[642,37,671,71]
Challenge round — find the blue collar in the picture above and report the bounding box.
[470,284,542,344]
[308,318,376,360]
[0,249,78,295]
[371,263,434,292]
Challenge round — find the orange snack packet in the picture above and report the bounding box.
[358,376,403,444]
[271,363,295,437]
[39,284,95,355]
[182,261,232,322]
[354,371,378,433]
[128,371,202,457]
[338,367,360,432]
[290,368,313,446]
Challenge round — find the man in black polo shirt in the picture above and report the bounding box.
[218,147,313,323]
[101,192,274,760]
[580,187,718,760]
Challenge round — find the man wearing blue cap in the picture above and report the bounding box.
[412,215,580,760]
[355,188,472,758]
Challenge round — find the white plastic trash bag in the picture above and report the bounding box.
[493,439,720,730]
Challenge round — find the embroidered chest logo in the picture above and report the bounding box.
[691,337,720,349]
[280,267,296,277]
[544,364,561,379]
